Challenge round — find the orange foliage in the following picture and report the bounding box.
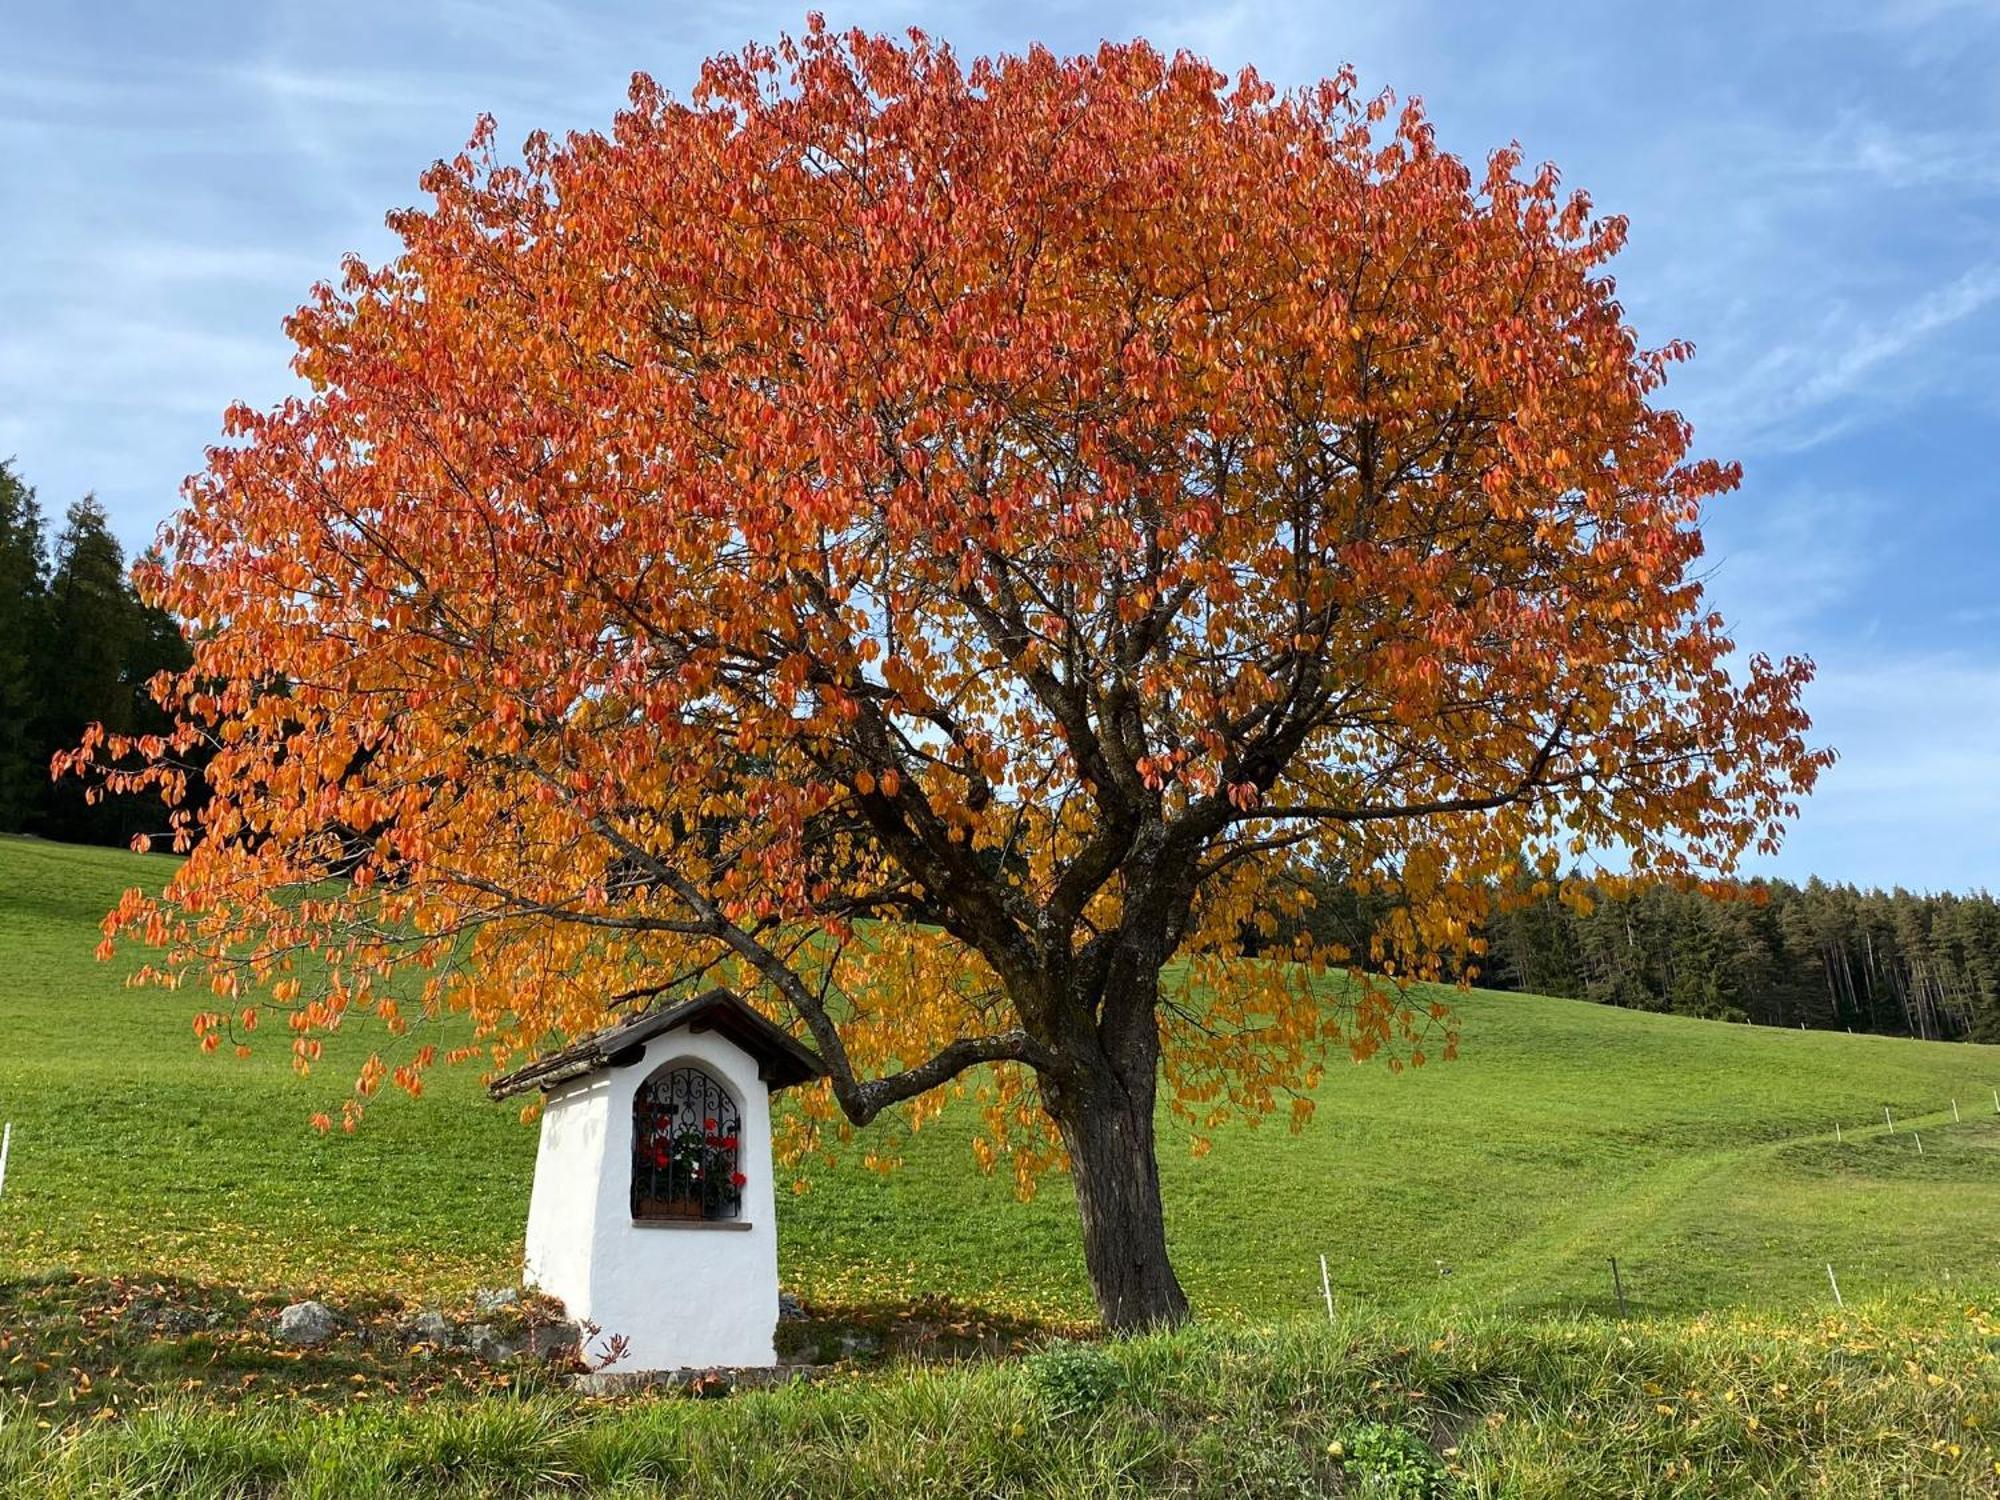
[67,23,1825,1194]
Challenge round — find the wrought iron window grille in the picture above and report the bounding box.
[631,1064,744,1222]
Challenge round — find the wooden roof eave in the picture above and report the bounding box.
[486,988,826,1102]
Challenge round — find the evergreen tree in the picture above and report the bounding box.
[37,496,141,844]
[0,461,50,831]
[1292,863,2000,1044]
[124,545,193,721]
[0,465,202,845]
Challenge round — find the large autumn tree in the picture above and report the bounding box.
[74,24,1827,1329]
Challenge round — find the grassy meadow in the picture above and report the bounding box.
[5,834,1999,1323]
[6,833,2000,1495]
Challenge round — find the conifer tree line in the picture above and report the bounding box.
[1295,872,2000,1043]
[0,458,193,846]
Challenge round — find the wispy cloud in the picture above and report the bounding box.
[1703,487,1886,656]
[85,242,327,288]
[236,63,445,112]
[1681,265,2000,456]
[0,312,281,428]
[1113,0,1434,89]
[1793,114,2000,188]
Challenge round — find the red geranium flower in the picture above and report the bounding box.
[730,1171,747,1188]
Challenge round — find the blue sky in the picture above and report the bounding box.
[3,1,1996,890]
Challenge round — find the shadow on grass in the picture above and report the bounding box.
[0,1271,1084,1424]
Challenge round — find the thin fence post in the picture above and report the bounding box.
[1835,1122,1842,1144]
[1319,1254,1335,1325]
[1609,1257,1628,1320]
[1954,1099,1961,1123]
[0,1121,10,1197]
[1915,1133,1924,1156]
[1826,1263,1844,1308]
[1885,1106,1895,1133]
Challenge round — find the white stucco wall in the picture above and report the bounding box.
[521,1026,782,1371]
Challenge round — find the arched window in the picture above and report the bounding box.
[632,1064,745,1222]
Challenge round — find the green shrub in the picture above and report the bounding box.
[1328,1420,1459,1500]
[1024,1340,1122,1415]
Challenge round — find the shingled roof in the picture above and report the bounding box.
[487,988,827,1101]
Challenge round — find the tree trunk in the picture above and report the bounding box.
[1045,1041,1190,1332]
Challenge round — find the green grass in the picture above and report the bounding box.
[6,833,2000,1325]
[10,834,2000,1494]
[5,1298,1999,1497]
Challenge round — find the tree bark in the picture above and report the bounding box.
[1044,1031,1190,1332]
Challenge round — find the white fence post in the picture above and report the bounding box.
[0,1122,11,1197]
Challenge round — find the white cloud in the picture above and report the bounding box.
[1799,115,2000,188]
[1678,264,2000,457]
[1123,0,1412,82]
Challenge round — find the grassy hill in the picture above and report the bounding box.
[5,832,2000,1326]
